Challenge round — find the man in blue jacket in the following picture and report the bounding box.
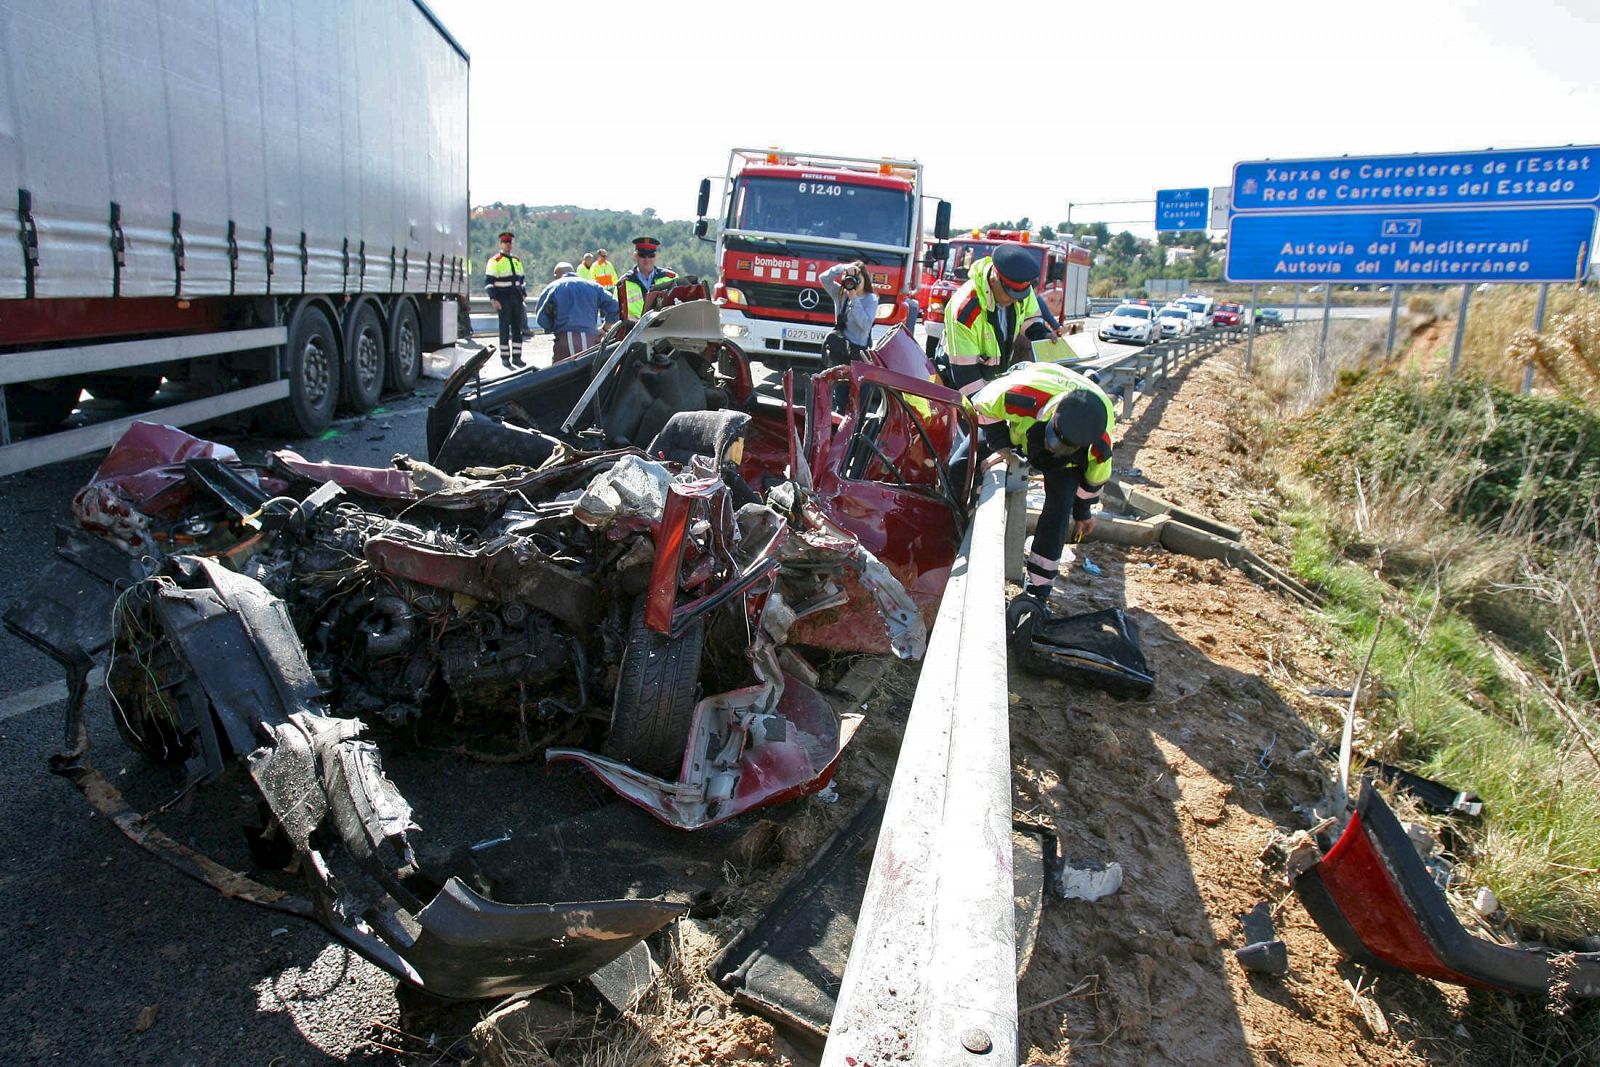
[535,261,621,362]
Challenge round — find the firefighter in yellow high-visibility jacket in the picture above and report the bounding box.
[483,231,528,367]
[971,360,1115,620]
[942,244,1053,398]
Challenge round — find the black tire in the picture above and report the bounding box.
[605,596,705,778]
[86,374,163,405]
[387,299,423,393]
[342,301,386,412]
[267,304,340,437]
[6,379,82,427]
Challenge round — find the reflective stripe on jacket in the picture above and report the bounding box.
[971,362,1116,486]
[484,253,525,296]
[944,256,1042,379]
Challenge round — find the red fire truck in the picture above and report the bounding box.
[916,229,1092,358]
[694,148,949,367]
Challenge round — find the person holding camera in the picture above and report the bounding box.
[817,260,879,364]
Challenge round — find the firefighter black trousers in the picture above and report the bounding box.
[494,292,527,361]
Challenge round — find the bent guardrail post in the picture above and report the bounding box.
[823,466,1015,1067]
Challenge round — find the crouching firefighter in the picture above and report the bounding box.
[972,362,1116,626]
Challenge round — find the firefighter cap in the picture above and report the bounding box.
[497,231,514,242]
[631,236,661,254]
[990,245,1035,292]
[1047,389,1106,452]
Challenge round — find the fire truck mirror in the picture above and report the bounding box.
[933,201,952,240]
[694,219,709,240]
[929,242,949,265]
[1047,261,1065,283]
[696,179,712,219]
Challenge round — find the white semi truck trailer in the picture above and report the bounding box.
[0,0,469,475]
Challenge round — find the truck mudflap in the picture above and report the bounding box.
[68,555,683,1000]
[1294,779,1600,998]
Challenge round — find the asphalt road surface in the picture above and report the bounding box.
[0,339,559,1066]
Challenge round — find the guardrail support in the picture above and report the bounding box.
[1004,455,1026,584]
[824,467,1016,1067]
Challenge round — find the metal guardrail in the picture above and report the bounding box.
[824,466,1016,1067]
[1078,322,1284,419]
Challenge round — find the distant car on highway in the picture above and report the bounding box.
[1213,302,1243,327]
[1257,307,1283,324]
[1156,305,1194,337]
[1173,297,1212,329]
[1098,303,1158,345]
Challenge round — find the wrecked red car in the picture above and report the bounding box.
[5,298,974,1000]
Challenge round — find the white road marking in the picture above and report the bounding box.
[0,668,105,723]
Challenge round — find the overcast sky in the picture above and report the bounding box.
[425,0,1598,236]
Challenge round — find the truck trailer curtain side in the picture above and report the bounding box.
[0,0,469,473]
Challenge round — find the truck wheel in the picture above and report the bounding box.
[86,374,162,405]
[605,596,705,779]
[342,302,386,411]
[267,305,340,437]
[387,300,423,392]
[6,379,82,427]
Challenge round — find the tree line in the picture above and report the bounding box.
[469,205,718,286]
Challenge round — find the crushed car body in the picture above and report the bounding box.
[4,297,975,998]
[1294,778,1600,998]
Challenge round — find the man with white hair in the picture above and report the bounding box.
[535,261,620,362]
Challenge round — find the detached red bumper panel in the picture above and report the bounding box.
[1294,780,1600,997]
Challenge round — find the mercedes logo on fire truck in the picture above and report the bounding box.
[797,288,822,310]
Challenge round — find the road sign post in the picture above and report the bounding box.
[1319,281,1333,366]
[1450,284,1472,373]
[1524,282,1551,393]
[1246,283,1259,372]
[1385,284,1402,358]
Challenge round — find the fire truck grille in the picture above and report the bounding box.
[741,282,829,316]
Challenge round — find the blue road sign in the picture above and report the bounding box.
[1156,188,1210,231]
[1232,145,1600,213]
[1225,206,1597,284]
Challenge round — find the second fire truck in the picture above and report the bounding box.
[917,229,1091,359]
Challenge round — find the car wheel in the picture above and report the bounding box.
[605,596,705,779]
[342,302,386,412]
[266,304,340,437]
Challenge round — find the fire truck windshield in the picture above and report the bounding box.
[730,177,913,248]
[947,242,1044,282]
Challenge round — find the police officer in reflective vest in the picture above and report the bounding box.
[484,231,528,367]
[616,236,678,320]
[943,244,1053,397]
[972,361,1116,618]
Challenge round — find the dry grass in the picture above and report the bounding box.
[471,921,790,1067]
[1249,289,1600,950]
[1456,284,1600,399]
[1252,316,1390,416]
